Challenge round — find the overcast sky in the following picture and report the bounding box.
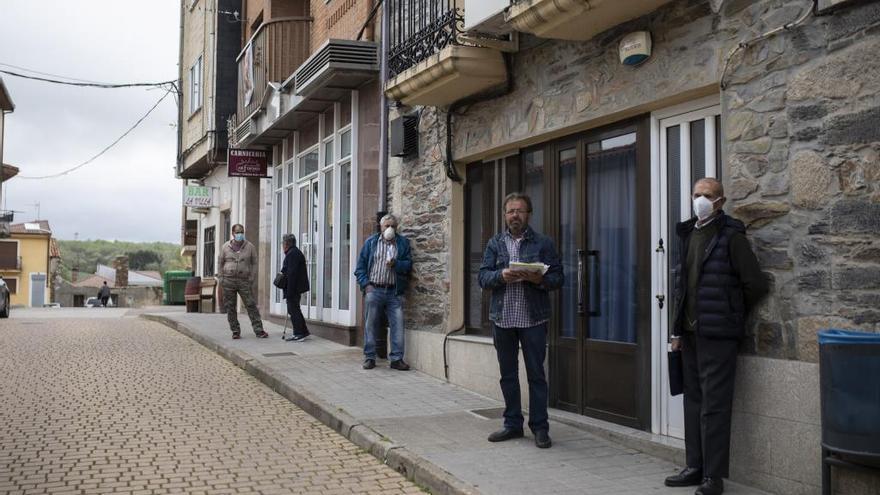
[1,1,181,242]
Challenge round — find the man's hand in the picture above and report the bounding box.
[670,337,682,351]
[519,271,543,285]
[386,258,396,268]
[501,268,523,284]
[365,284,374,293]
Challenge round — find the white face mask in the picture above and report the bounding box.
[693,196,721,221]
[383,226,396,241]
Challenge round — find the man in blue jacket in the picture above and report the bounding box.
[354,214,413,371]
[479,193,563,449]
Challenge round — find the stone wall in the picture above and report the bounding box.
[391,0,880,362]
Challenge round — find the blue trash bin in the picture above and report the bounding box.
[818,329,880,494]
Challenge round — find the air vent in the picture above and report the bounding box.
[294,40,379,97]
[234,117,255,145]
[389,114,419,157]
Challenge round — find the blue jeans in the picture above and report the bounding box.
[364,287,405,361]
[493,323,549,433]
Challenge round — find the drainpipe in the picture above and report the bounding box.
[378,0,389,211]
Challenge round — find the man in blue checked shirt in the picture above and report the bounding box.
[479,192,564,449]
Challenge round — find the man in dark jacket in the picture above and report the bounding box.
[281,234,310,342]
[479,193,563,449]
[665,178,768,495]
[98,281,111,307]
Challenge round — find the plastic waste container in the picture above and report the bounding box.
[163,270,192,305]
[818,329,880,494]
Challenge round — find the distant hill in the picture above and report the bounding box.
[56,240,189,281]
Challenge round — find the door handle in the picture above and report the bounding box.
[588,250,600,317]
[656,238,665,309]
[577,249,585,315]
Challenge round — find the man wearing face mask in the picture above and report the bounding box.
[665,178,767,495]
[217,224,268,339]
[354,214,413,370]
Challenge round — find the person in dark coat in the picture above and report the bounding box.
[98,281,111,307]
[664,178,769,495]
[281,234,310,342]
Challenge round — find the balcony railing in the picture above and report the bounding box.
[0,256,22,272]
[235,17,312,123]
[387,0,464,79]
[0,211,13,223]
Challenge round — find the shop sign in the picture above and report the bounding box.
[183,186,215,208]
[228,149,269,178]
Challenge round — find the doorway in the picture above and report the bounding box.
[549,118,652,429]
[30,273,47,307]
[651,97,722,438]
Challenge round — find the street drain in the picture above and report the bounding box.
[262,352,297,357]
[468,407,505,420]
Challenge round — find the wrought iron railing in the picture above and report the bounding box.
[0,211,13,223]
[0,256,22,271]
[387,0,464,79]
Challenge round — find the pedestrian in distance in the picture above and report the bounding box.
[217,224,268,340]
[664,178,768,495]
[98,281,111,307]
[280,234,310,342]
[354,213,412,371]
[479,192,564,449]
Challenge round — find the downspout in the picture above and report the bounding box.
[378,0,389,211]
[176,0,185,176]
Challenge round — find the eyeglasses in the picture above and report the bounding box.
[505,209,529,215]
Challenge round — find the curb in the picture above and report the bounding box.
[142,314,482,495]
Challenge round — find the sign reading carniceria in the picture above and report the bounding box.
[183,186,215,208]
[228,149,269,178]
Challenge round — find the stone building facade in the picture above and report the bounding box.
[385,0,880,493]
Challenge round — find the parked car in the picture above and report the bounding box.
[0,277,9,318]
[84,297,102,308]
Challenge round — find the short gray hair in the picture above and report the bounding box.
[380,214,398,227]
[282,234,297,247]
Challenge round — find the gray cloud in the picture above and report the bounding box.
[0,0,181,242]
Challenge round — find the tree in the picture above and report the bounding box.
[127,250,163,270]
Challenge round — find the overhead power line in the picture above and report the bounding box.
[0,66,175,89]
[15,89,174,180]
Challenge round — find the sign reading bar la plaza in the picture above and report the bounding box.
[228,149,269,178]
[183,186,215,208]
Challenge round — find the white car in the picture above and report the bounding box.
[84,297,103,308]
[0,277,9,318]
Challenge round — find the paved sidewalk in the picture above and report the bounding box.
[143,312,767,495]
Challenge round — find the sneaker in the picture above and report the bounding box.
[256,331,269,338]
[290,333,309,342]
[363,359,376,370]
[232,333,241,340]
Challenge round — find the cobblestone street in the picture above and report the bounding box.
[0,311,421,495]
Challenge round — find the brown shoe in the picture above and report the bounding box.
[232,333,241,340]
[256,331,269,338]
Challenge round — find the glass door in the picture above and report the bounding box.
[549,119,651,430]
[298,177,320,320]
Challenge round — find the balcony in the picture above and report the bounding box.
[506,0,673,41]
[231,16,312,146]
[0,256,22,272]
[384,1,506,107]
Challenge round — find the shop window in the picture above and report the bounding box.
[465,155,523,336]
[203,226,216,277]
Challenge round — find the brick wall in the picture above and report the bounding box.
[311,0,376,51]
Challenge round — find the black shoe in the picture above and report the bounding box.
[363,359,376,370]
[232,333,241,340]
[534,430,552,449]
[487,428,524,442]
[389,360,411,371]
[695,477,724,495]
[665,467,703,487]
[289,333,309,342]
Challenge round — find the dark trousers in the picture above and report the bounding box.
[286,295,309,337]
[100,297,109,307]
[493,323,549,434]
[681,331,739,478]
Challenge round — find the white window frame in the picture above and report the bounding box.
[189,56,203,115]
[271,92,358,326]
[650,95,722,440]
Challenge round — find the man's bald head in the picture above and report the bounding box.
[694,177,724,198]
